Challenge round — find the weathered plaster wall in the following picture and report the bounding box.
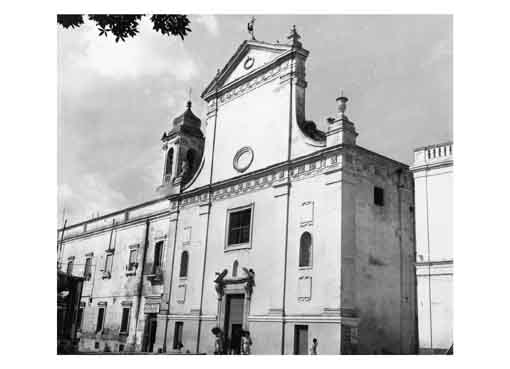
[59,200,171,352]
[342,147,417,354]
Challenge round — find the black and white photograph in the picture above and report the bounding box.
[56,13,452,355]
[4,2,510,365]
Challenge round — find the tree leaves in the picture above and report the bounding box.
[57,14,191,42]
[151,15,191,40]
[57,15,84,29]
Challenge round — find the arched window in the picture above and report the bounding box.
[186,150,195,171]
[179,251,189,278]
[299,232,312,267]
[232,260,239,277]
[165,148,174,176]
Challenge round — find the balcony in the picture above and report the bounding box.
[147,266,164,284]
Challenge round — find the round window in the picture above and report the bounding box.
[233,147,254,173]
[243,56,255,70]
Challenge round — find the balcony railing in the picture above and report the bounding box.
[147,266,164,284]
[413,142,453,167]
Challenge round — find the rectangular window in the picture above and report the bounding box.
[374,186,384,206]
[173,322,184,349]
[105,253,113,273]
[154,241,163,270]
[227,207,252,246]
[84,257,92,280]
[294,325,308,355]
[96,307,105,333]
[76,307,84,331]
[128,249,137,268]
[66,257,74,275]
[120,308,130,334]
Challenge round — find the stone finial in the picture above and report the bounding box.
[247,16,256,40]
[187,87,192,109]
[326,92,358,147]
[336,91,349,119]
[287,25,302,48]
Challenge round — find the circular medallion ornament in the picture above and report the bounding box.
[243,56,255,70]
[233,147,254,173]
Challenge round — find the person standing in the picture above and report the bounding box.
[212,327,224,355]
[310,338,318,355]
[240,330,252,355]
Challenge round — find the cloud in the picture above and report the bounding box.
[58,174,129,224]
[60,18,199,81]
[194,15,220,37]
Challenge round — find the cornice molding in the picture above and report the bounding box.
[410,159,454,173]
[57,197,171,233]
[202,40,308,100]
[60,210,170,243]
[59,143,413,242]
[205,57,294,111]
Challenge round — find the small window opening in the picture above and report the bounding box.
[374,187,384,206]
[232,260,239,277]
[179,251,189,278]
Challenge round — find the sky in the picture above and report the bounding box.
[57,14,452,226]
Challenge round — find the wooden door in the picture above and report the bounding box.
[143,314,158,352]
[224,294,244,354]
[294,325,308,355]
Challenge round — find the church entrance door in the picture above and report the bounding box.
[142,314,158,352]
[224,294,244,354]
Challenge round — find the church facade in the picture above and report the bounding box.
[57,27,418,354]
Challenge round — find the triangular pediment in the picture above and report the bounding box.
[201,40,292,99]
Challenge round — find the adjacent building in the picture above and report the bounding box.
[57,270,84,353]
[411,142,453,354]
[58,27,418,354]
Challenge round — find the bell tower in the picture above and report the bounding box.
[157,100,204,196]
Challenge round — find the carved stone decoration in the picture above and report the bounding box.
[214,269,228,299]
[244,56,255,70]
[181,160,190,177]
[215,267,256,331]
[233,146,254,173]
[215,282,224,299]
[244,279,254,298]
[242,267,256,298]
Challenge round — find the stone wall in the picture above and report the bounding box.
[342,146,417,354]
